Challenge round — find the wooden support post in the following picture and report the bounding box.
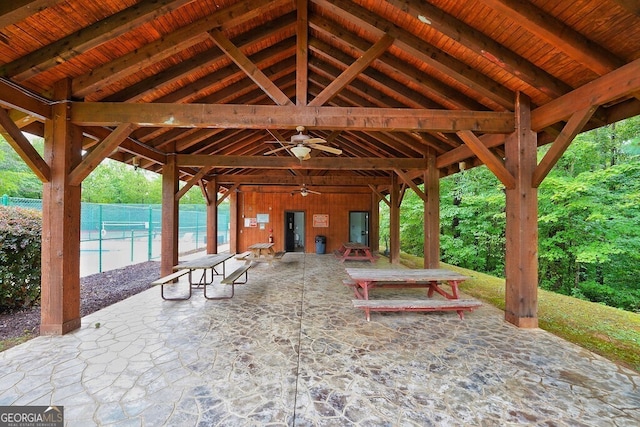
[161,153,179,277]
[504,93,539,328]
[424,149,440,268]
[369,191,380,253]
[229,188,238,254]
[206,178,218,254]
[389,174,400,264]
[40,79,82,335]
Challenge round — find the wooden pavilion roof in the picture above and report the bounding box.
[1,0,639,194]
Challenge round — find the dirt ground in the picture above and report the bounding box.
[0,261,160,343]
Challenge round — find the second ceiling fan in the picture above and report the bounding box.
[264,126,342,160]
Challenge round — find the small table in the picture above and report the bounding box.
[171,253,234,300]
[247,242,276,264]
[335,242,378,263]
[345,268,480,321]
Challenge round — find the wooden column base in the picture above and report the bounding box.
[505,313,538,329]
[40,318,81,335]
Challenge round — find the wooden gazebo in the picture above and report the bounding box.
[1,0,639,334]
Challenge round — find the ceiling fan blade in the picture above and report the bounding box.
[308,143,342,155]
[308,190,321,195]
[305,138,326,144]
[264,146,290,155]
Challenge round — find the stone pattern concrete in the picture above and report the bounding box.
[0,253,638,426]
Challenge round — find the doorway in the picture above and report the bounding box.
[285,211,305,252]
[349,211,370,246]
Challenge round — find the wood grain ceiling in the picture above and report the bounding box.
[1,0,639,192]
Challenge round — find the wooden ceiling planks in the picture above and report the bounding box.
[0,0,639,191]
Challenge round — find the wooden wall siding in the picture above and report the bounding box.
[235,191,372,253]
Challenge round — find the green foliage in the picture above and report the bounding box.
[577,281,640,312]
[439,168,505,276]
[0,136,43,198]
[389,116,640,313]
[0,136,204,204]
[0,207,42,311]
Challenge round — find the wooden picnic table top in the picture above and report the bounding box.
[173,253,234,270]
[249,242,274,250]
[342,242,370,249]
[345,268,468,283]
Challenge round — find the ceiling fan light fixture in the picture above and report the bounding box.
[300,189,309,197]
[291,145,311,161]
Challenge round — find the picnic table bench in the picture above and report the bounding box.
[345,268,480,321]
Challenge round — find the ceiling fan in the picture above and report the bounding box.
[291,184,321,197]
[264,126,343,160]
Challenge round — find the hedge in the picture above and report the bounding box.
[0,206,42,311]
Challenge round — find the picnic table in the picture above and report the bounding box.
[344,268,481,321]
[242,242,285,265]
[159,253,234,300]
[335,242,378,263]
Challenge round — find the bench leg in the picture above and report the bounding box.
[204,282,234,300]
[161,282,192,301]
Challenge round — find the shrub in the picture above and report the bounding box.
[578,280,640,313]
[0,207,42,311]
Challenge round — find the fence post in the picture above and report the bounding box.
[98,204,103,273]
[195,209,199,250]
[1,194,8,206]
[147,206,153,261]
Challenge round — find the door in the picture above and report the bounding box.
[285,212,295,252]
[349,211,369,246]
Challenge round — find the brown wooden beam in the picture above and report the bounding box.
[309,34,394,106]
[40,79,82,335]
[179,155,425,170]
[208,29,294,106]
[71,102,515,133]
[0,80,51,119]
[71,0,284,97]
[206,178,219,254]
[315,0,515,110]
[532,106,597,187]
[457,130,515,189]
[176,166,214,200]
[0,108,50,182]
[296,0,309,106]
[394,168,426,201]
[423,149,439,268]
[481,0,623,76]
[0,0,64,29]
[2,0,195,82]
[385,0,571,100]
[531,57,640,131]
[161,153,179,277]
[68,123,136,186]
[216,175,390,186]
[369,185,390,207]
[504,93,538,328]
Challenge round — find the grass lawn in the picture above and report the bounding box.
[400,253,640,373]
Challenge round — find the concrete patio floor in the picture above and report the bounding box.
[0,253,638,426]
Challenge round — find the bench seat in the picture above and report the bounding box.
[151,269,188,286]
[352,298,481,320]
[221,264,251,285]
[152,270,190,300]
[274,251,285,260]
[235,251,251,260]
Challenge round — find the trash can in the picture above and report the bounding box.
[315,235,326,254]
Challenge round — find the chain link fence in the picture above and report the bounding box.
[2,195,230,276]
